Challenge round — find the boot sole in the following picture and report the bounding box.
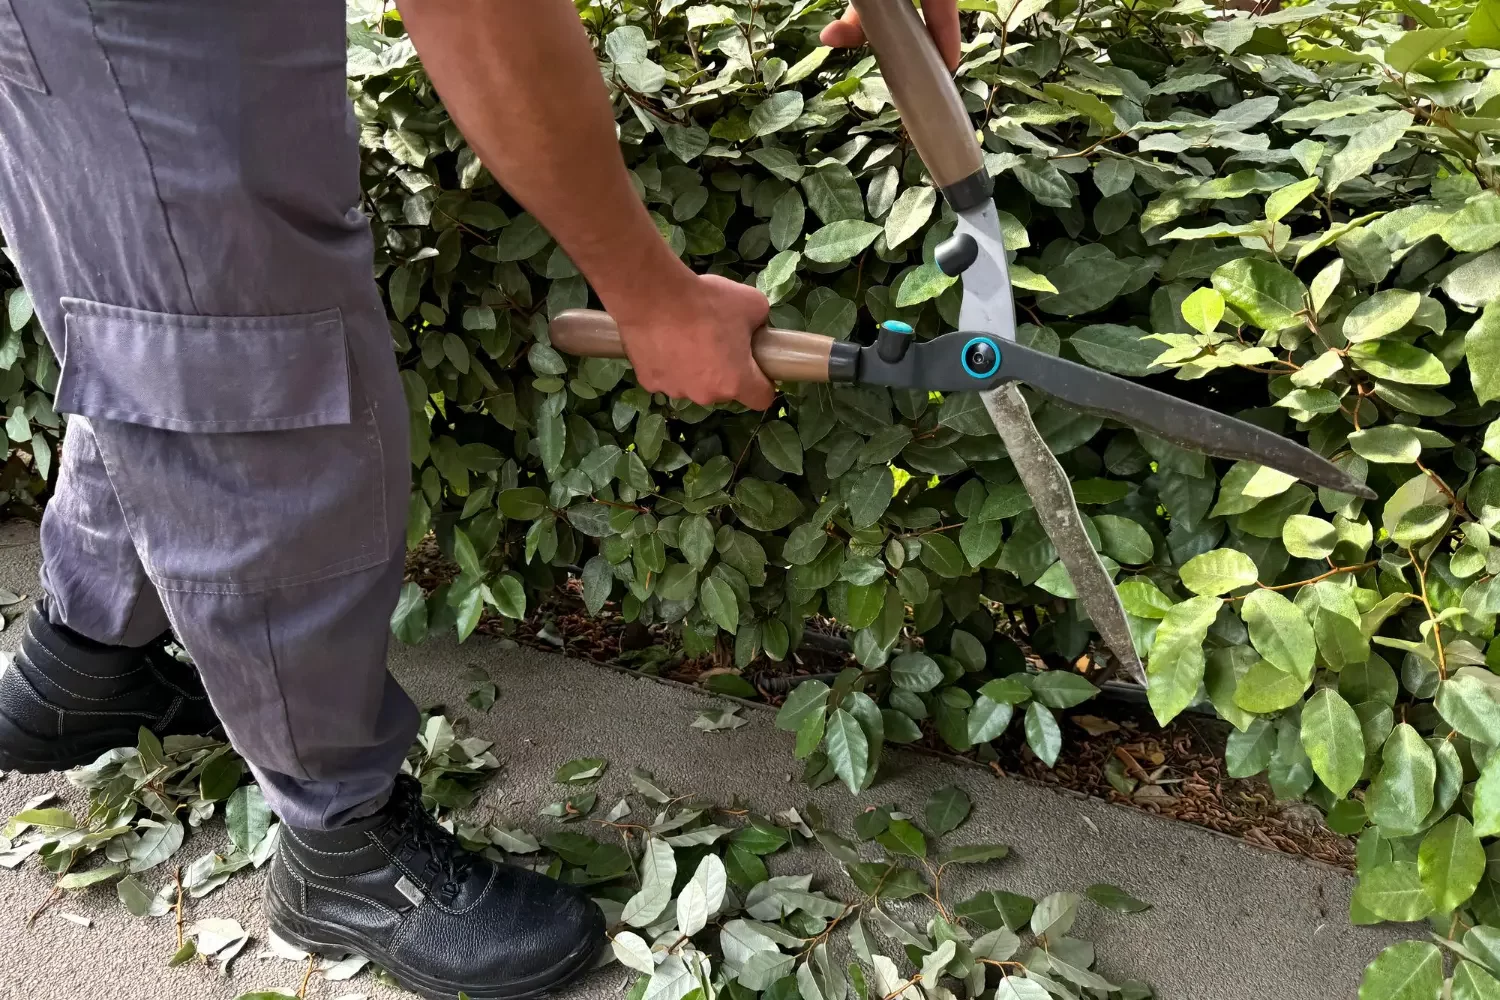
[0,710,225,774]
[0,712,141,773]
[264,876,607,1000]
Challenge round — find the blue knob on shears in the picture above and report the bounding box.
[877,319,913,364]
[960,336,1001,379]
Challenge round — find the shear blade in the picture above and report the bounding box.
[994,339,1377,501]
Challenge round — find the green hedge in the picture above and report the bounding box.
[351,0,1500,988]
[9,0,1500,988]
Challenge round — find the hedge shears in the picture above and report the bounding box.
[550,0,1372,683]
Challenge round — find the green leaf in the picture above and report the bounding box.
[1358,942,1442,1000]
[390,582,429,645]
[734,818,791,855]
[1042,83,1116,129]
[758,250,802,301]
[1180,287,1225,336]
[1474,754,1500,837]
[776,681,830,733]
[1367,724,1437,837]
[770,189,806,253]
[7,287,32,333]
[199,754,245,803]
[1299,689,1365,797]
[759,421,804,474]
[1027,672,1100,709]
[1243,589,1316,682]
[1226,719,1277,777]
[891,652,943,692]
[1326,113,1412,194]
[1265,177,1320,225]
[924,786,971,836]
[1085,884,1152,913]
[1233,660,1309,714]
[884,186,937,248]
[679,515,715,572]
[57,864,124,890]
[1349,340,1449,386]
[940,843,1011,865]
[555,758,608,785]
[1345,290,1421,342]
[226,786,270,857]
[750,91,805,136]
[848,465,894,529]
[1435,674,1500,745]
[803,163,864,225]
[1068,325,1163,377]
[497,487,548,520]
[1454,961,1500,1000]
[1349,426,1422,464]
[490,574,526,620]
[804,221,883,264]
[168,941,198,968]
[1147,596,1222,724]
[1352,862,1436,923]
[875,819,927,858]
[1385,26,1467,73]
[1117,578,1174,619]
[1469,302,1500,404]
[1420,815,1485,913]
[1179,548,1258,596]
[1282,515,1338,559]
[826,708,871,794]
[1093,515,1152,564]
[919,533,966,579]
[967,696,1015,744]
[1211,257,1308,332]
[1024,703,1062,767]
[700,577,740,634]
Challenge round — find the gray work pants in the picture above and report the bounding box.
[0,0,420,829]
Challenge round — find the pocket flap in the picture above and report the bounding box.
[57,298,351,432]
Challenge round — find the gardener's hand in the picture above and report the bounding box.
[822,0,962,71]
[611,272,776,411]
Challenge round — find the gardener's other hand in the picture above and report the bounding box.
[611,273,776,411]
[822,0,962,71]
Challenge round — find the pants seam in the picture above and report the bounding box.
[82,0,199,314]
[263,598,313,783]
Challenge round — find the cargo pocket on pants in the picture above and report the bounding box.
[55,297,390,594]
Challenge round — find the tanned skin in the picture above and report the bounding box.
[395,1,961,410]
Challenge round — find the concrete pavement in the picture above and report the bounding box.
[0,521,1401,1000]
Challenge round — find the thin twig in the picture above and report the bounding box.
[174,866,185,949]
[297,952,317,999]
[26,886,62,925]
[1411,553,1449,680]
[1226,560,1379,600]
[1416,460,1466,517]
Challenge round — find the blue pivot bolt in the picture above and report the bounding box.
[877,320,914,364]
[960,336,1001,379]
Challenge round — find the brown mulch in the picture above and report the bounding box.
[979,709,1355,869]
[404,539,1356,871]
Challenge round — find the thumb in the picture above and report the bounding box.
[820,7,865,48]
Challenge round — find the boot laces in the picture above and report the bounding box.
[387,781,476,898]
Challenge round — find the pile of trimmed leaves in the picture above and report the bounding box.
[4,731,1156,1000]
[541,761,1155,1000]
[0,713,498,951]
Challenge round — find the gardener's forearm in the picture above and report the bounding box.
[395,0,689,320]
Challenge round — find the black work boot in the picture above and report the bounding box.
[266,776,605,1000]
[0,599,220,772]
